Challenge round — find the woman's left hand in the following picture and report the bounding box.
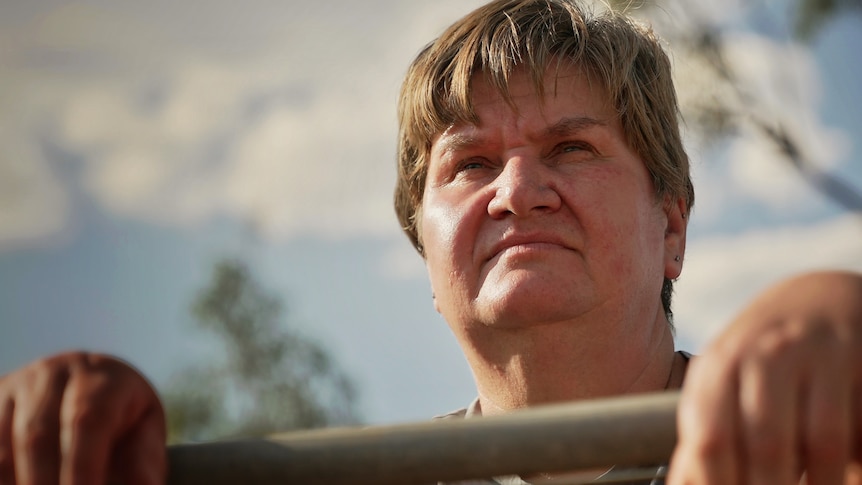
[667,270,862,485]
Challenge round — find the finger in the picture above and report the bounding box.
[58,369,117,485]
[738,351,798,485]
[667,357,742,485]
[59,356,165,485]
[12,362,69,485]
[0,396,15,485]
[107,407,167,485]
[802,350,852,485]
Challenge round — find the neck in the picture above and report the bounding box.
[460,307,676,416]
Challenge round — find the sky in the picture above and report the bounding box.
[1,0,861,426]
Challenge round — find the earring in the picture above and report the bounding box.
[674,255,681,262]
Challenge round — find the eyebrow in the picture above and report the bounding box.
[436,132,480,158]
[541,116,608,139]
[436,116,607,157]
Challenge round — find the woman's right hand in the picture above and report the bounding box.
[0,351,166,485]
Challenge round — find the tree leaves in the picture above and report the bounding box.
[163,259,360,443]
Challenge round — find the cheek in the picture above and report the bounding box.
[621,205,668,277]
[418,197,462,283]
[419,198,468,316]
[419,192,486,285]
[580,191,665,274]
[419,200,455,258]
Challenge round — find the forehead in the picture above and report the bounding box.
[478,62,605,104]
[434,63,615,146]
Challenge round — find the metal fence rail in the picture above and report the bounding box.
[167,391,679,485]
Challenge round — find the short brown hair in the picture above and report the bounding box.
[394,0,694,319]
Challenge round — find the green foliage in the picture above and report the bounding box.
[796,0,861,40]
[163,259,360,443]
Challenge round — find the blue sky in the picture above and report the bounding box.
[1,0,860,426]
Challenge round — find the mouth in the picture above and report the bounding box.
[487,236,574,262]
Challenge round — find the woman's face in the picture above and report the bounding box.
[419,64,685,332]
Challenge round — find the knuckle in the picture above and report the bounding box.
[26,357,60,383]
[698,341,740,369]
[744,407,787,439]
[19,421,55,454]
[65,355,136,401]
[77,353,143,390]
[750,329,800,362]
[745,432,787,464]
[38,351,120,379]
[23,352,85,384]
[67,404,106,433]
[41,351,87,371]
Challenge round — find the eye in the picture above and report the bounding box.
[457,158,489,172]
[558,141,592,153]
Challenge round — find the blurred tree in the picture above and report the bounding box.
[796,0,862,40]
[162,259,360,443]
[608,0,862,214]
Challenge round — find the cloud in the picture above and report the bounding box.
[674,214,862,351]
[0,128,70,248]
[721,34,853,209]
[0,0,489,248]
[2,0,856,253]
[53,55,404,240]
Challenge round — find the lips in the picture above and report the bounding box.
[486,233,575,262]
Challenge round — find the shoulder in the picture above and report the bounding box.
[434,396,482,420]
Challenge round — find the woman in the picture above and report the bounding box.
[2,1,861,484]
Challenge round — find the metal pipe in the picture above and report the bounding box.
[167,391,678,485]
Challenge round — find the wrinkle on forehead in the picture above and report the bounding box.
[433,66,614,152]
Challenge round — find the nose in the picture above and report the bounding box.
[487,157,562,218]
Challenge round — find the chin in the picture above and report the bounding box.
[475,290,589,329]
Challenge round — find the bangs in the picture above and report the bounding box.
[400,0,594,152]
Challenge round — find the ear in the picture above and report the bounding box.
[663,196,688,280]
[425,259,442,314]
